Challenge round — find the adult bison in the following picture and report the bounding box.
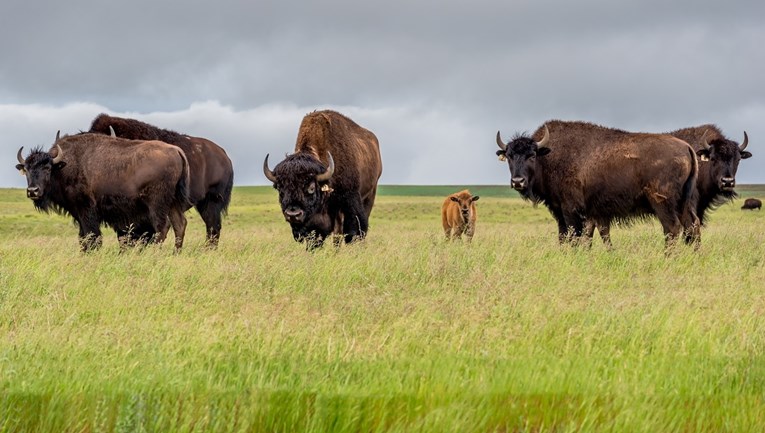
[263,110,382,248]
[589,125,753,245]
[15,132,191,251]
[741,198,762,210]
[442,190,479,241]
[89,114,234,247]
[495,120,699,248]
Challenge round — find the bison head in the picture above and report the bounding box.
[450,193,480,221]
[496,126,551,194]
[15,131,66,207]
[697,131,752,192]
[263,152,335,244]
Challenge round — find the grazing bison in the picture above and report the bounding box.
[89,114,234,246]
[741,198,762,210]
[589,125,753,245]
[495,120,699,247]
[15,132,191,251]
[442,190,479,241]
[263,110,382,248]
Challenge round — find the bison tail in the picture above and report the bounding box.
[680,143,700,233]
[219,168,234,216]
[176,149,193,210]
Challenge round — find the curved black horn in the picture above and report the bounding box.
[700,130,710,150]
[496,131,507,151]
[316,152,335,182]
[17,147,25,164]
[51,143,64,164]
[740,131,749,152]
[109,125,116,138]
[536,125,551,148]
[263,154,277,183]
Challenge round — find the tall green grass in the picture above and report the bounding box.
[1,186,764,432]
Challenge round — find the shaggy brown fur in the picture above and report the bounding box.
[16,133,190,251]
[441,190,479,241]
[496,120,699,248]
[264,110,383,248]
[89,114,234,246]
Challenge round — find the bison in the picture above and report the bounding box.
[263,110,382,248]
[495,120,700,248]
[588,125,753,245]
[88,114,234,247]
[442,190,479,241]
[15,132,191,251]
[741,198,762,210]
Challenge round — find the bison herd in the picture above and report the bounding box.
[13,111,757,252]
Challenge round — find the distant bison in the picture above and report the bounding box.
[89,114,234,247]
[263,110,383,248]
[442,190,479,241]
[741,198,762,210]
[15,132,190,251]
[496,120,700,248]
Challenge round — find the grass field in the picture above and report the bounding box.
[1,185,765,432]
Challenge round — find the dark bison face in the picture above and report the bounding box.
[263,152,335,243]
[495,126,551,193]
[697,131,752,192]
[450,194,479,219]
[15,140,66,202]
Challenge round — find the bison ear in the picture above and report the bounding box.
[450,196,459,203]
[741,151,752,160]
[696,148,710,161]
[536,147,551,157]
[471,196,480,202]
[16,164,26,174]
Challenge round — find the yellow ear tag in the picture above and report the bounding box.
[321,184,333,193]
[498,155,507,162]
[700,155,709,162]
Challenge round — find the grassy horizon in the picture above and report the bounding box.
[1,186,765,432]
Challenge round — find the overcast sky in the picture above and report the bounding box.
[1,0,763,187]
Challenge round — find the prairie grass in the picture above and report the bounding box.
[1,186,764,432]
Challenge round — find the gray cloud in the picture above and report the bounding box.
[1,0,763,187]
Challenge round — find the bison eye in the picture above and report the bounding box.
[307,183,316,194]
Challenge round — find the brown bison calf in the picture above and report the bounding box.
[742,198,762,210]
[442,190,479,241]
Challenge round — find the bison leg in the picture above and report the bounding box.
[342,195,369,243]
[77,211,102,252]
[652,205,683,248]
[562,209,586,245]
[196,197,223,247]
[168,208,188,251]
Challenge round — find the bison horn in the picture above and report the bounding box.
[700,130,711,150]
[109,125,117,138]
[496,131,507,151]
[17,147,25,164]
[536,125,551,148]
[263,154,277,183]
[51,143,64,164]
[315,152,335,182]
[740,131,749,152]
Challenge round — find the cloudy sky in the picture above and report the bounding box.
[1,0,763,187]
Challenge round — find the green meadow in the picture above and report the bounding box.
[1,185,765,432]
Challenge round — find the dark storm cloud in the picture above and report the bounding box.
[1,0,763,186]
